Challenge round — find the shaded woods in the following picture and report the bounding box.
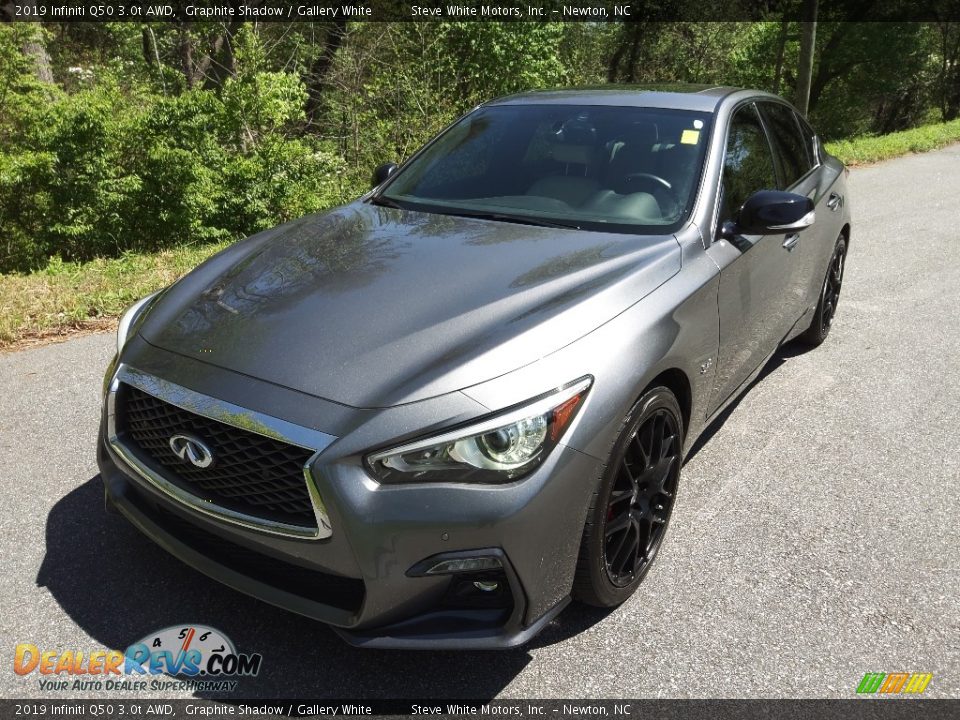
[1,14,959,272]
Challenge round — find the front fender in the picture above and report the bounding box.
[460,246,721,463]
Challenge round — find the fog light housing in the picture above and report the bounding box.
[407,550,517,614]
[443,571,511,609]
[423,556,503,575]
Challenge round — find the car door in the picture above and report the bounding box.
[795,111,847,313]
[757,100,836,325]
[706,102,802,414]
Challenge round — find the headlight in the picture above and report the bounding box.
[366,377,591,484]
[116,291,160,355]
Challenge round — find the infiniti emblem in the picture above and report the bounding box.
[168,434,215,468]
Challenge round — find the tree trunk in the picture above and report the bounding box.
[607,30,627,83]
[946,61,960,121]
[141,26,167,94]
[772,20,789,95]
[305,20,348,124]
[624,26,644,83]
[795,0,818,116]
[606,24,647,83]
[203,20,244,90]
[607,25,627,83]
[178,25,195,89]
[20,1,54,85]
[141,28,155,67]
[936,22,960,121]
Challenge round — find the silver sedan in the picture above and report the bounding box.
[98,85,851,649]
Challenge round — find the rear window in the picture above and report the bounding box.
[759,102,813,187]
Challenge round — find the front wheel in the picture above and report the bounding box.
[798,236,846,347]
[573,387,683,607]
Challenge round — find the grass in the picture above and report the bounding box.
[0,241,230,349]
[825,118,960,166]
[3,118,960,351]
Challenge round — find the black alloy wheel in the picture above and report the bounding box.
[603,407,680,587]
[799,236,847,347]
[573,387,683,607]
[821,241,846,331]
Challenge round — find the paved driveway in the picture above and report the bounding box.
[1,146,958,700]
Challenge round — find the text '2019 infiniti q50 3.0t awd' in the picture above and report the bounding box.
[98,86,851,649]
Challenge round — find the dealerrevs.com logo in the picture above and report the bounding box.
[14,625,262,693]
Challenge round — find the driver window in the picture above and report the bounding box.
[721,104,778,224]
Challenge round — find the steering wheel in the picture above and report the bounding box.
[620,172,681,218]
[623,172,673,191]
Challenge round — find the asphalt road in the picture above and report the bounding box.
[1,146,958,702]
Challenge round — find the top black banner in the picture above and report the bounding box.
[3,0,960,23]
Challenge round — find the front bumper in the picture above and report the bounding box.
[98,359,602,649]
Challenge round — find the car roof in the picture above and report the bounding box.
[484,84,742,113]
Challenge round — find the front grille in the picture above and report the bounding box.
[118,384,317,528]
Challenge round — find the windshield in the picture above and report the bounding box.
[378,104,712,234]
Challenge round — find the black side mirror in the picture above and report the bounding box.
[730,190,815,235]
[372,162,398,188]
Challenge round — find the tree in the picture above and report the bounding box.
[607,23,654,83]
[933,20,960,119]
[772,20,790,95]
[18,0,54,85]
[304,20,348,124]
[172,4,246,91]
[795,0,818,115]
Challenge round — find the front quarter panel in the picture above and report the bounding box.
[462,225,721,462]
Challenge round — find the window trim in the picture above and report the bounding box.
[794,110,823,168]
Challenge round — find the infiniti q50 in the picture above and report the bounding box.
[98,86,851,648]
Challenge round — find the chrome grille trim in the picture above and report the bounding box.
[106,363,336,540]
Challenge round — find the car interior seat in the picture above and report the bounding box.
[526,143,601,207]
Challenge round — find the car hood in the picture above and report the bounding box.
[139,202,681,407]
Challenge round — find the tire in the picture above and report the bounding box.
[573,386,684,607]
[798,236,847,347]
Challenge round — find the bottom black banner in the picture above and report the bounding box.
[3,699,958,719]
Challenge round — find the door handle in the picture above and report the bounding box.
[783,233,800,251]
[827,193,842,211]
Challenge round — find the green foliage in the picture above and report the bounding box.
[315,22,572,195]
[0,51,343,272]
[727,22,793,91]
[1,19,957,275]
[825,118,960,165]
[436,22,569,100]
[807,23,937,138]
[0,25,57,121]
[0,241,230,346]
[0,148,56,270]
[3,19,960,346]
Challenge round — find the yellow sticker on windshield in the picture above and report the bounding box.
[681,129,700,145]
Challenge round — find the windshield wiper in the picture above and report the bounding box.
[443,210,582,231]
[368,195,404,210]
[368,198,581,230]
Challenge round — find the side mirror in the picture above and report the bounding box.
[731,190,815,235]
[372,162,398,188]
